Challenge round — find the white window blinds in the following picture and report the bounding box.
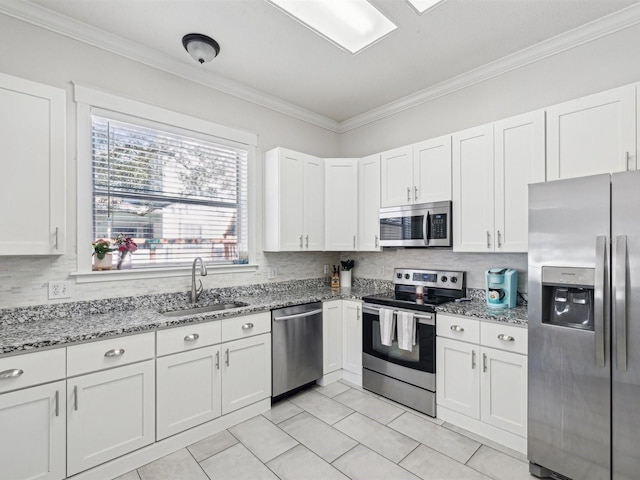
[92,115,249,267]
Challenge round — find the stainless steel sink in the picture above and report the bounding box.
[160,302,248,317]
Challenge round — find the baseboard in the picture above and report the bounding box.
[316,369,343,386]
[437,405,527,455]
[342,369,362,387]
[69,398,271,480]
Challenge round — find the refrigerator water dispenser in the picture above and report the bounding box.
[541,266,594,330]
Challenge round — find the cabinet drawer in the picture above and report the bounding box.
[436,314,480,344]
[221,312,271,343]
[481,321,527,355]
[157,321,221,357]
[67,332,155,377]
[0,348,66,393]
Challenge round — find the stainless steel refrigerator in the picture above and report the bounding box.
[528,170,640,480]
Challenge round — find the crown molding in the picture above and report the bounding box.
[337,2,640,133]
[0,0,341,133]
[2,1,640,135]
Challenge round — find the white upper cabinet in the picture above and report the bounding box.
[453,111,545,252]
[0,72,66,255]
[453,124,495,252]
[547,84,636,180]
[380,145,413,207]
[325,158,358,251]
[413,135,452,204]
[358,154,381,251]
[264,147,324,251]
[381,136,452,208]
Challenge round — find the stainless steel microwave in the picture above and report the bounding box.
[379,201,452,247]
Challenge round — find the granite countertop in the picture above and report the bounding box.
[0,279,528,356]
[0,279,391,356]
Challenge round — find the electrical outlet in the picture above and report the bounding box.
[267,267,277,280]
[48,281,72,300]
[323,264,329,275]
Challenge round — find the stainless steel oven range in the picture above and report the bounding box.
[362,268,466,417]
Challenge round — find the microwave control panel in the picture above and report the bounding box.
[430,213,448,239]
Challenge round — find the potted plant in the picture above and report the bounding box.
[113,234,138,270]
[92,239,114,270]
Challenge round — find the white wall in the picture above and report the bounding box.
[0,14,340,307]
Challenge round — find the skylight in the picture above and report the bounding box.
[405,0,443,14]
[267,0,397,54]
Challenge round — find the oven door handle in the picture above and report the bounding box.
[363,305,435,326]
[363,305,382,315]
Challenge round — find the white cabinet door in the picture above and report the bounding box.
[67,361,155,476]
[303,154,325,250]
[413,135,452,203]
[453,124,495,252]
[0,72,65,255]
[494,110,546,252]
[325,159,358,251]
[156,346,222,440]
[547,84,636,180]
[342,300,362,375]
[480,347,527,438]
[0,380,66,480]
[322,300,343,374]
[436,337,480,419]
[221,333,271,415]
[358,154,381,251]
[381,145,413,207]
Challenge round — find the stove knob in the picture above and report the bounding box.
[441,276,448,283]
[451,276,458,284]
[397,273,402,279]
[404,273,410,280]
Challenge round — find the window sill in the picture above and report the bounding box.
[71,264,259,284]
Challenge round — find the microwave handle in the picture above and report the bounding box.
[423,211,431,245]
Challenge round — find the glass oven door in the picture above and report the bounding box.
[362,304,435,374]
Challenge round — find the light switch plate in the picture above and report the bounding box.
[267,267,277,279]
[48,281,72,299]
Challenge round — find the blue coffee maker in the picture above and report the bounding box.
[485,268,518,309]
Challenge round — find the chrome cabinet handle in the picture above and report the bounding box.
[497,334,514,342]
[104,348,125,357]
[614,235,626,371]
[626,151,631,170]
[357,306,361,320]
[216,351,220,370]
[242,323,254,330]
[471,350,476,369]
[450,325,464,332]
[306,235,309,248]
[497,230,502,248]
[0,368,24,379]
[375,235,379,248]
[483,353,488,372]
[414,186,419,200]
[225,348,229,367]
[54,227,59,250]
[596,235,607,368]
[55,390,59,417]
[74,385,78,411]
[407,187,411,202]
[486,231,491,248]
[353,235,356,249]
[184,333,200,342]
[299,235,303,248]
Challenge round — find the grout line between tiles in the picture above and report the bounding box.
[184,444,215,480]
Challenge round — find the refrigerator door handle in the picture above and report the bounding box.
[615,234,628,371]
[594,235,607,368]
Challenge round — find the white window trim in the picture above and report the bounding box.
[73,83,258,282]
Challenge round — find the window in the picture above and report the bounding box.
[91,114,249,268]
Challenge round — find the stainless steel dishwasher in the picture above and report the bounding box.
[271,302,323,398]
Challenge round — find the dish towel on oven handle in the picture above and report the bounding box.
[396,311,416,352]
[379,308,395,346]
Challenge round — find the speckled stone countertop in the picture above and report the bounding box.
[435,288,528,326]
[0,278,392,356]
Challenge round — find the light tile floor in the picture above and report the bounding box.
[115,380,536,480]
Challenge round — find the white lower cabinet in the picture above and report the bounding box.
[323,300,343,375]
[156,346,222,440]
[67,360,155,476]
[0,380,66,480]
[342,300,362,377]
[221,333,271,414]
[436,314,528,451]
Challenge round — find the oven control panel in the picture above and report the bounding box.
[393,268,465,290]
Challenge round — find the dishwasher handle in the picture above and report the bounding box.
[273,308,323,321]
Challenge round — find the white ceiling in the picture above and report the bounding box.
[5,0,640,129]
